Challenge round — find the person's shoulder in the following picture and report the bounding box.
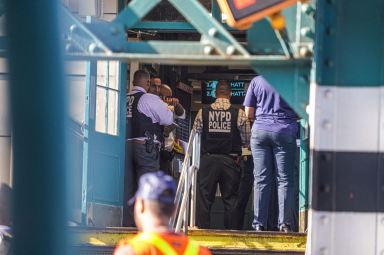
[141,93,166,105]
[114,235,150,255]
[250,75,266,86]
[142,93,160,100]
[198,245,213,255]
[113,244,137,255]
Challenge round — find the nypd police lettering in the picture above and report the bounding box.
[126,95,134,118]
[208,111,231,133]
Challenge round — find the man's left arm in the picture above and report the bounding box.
[237,109,251,146]
[173,102,186,120]
[149,95,174,126]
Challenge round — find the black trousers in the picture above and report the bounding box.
[123,141,160,227]
[196,154,240,229]
[159,149,174,176]
[233,155,254,229]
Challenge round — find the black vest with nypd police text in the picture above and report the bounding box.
[126,91,163,142]
[201,105,242,155]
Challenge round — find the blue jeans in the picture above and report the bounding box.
[251,129,296,229]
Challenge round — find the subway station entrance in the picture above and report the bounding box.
[3,0,383,255]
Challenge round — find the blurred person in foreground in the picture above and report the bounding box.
[0,184,12,255]
[114,172,212,255]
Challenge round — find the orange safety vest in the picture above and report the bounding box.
[114,232,211,255]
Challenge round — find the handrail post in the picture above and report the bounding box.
[189,137,196,228]
[183,166,190,234]
[173,129,201,232]
[190,131,200,227]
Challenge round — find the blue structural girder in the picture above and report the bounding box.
[315,0,384,86]
[5,0,68,254]
[62,8,111,53]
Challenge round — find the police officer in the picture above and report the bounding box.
[114,172,212,255]
[194,81,250,229]
[123,70,174,227]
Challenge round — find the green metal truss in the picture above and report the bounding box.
[62,0,312,119]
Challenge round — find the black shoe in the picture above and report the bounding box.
[279,224,291,233]
[254,224,265,231]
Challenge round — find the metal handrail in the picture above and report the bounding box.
[170,128,201,233]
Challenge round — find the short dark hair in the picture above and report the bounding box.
[151,75,161,79]
[216,80,231,96]
[133,70,150,82]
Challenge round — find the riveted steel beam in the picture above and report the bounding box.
[65,52,309,66]
[61,7,111,54]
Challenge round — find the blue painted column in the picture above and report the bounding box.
[298,119,309,232]
[308,0,384,254]
[5,1,68,255]
[211,0,221,22]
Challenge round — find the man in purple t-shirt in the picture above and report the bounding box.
[243,75,298,232]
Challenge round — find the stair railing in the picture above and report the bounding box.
[169,128,201,233]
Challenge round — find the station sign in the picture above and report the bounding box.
[217,0,299,29]
[176,82,193,95]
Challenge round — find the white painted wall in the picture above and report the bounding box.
[63,0,119,20]
[0,78,11,187]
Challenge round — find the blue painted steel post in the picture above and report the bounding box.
[211,0,221,22]
[81,60,97,225]
[308,0,384,253]
[5,1,68,255]
[299,119,309,232]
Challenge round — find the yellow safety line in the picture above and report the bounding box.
[70,228,306,252]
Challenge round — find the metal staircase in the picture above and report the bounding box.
[170,128,201,233]
[70,129,307,254]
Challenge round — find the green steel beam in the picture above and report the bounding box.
[66,52,309,66]
[62,0,311,121]
[211,0,221,22]
[131,21,196,32]
[299,119,309,232]
[117,0,125,12]
[247,20,285,55]
[5,0,68,255]
[81,60,96,225]
[123,41,207,55]
[315,0,384,86]
[62,7,111,54]
[299,119,309,211]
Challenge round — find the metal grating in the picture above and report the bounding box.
[176,110,191,142]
